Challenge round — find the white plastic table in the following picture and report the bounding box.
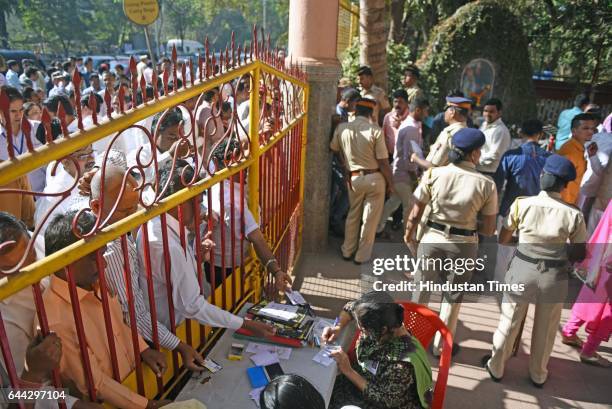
[175,304,338,408]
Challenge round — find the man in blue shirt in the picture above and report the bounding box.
[493,119,551,282]
[497,119,551,217]
[5,60,21,90]
[555,94,589,150]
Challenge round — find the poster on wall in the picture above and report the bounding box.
[461,58,495,107]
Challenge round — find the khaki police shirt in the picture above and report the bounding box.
[405,85,424,104]
[330,116,388,171]
[361,85,391,110]
[413,161,498,231]
[362,85,390,123]
[425,122,466,167]
[504,191,587,260]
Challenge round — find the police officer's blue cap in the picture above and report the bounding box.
[445,96,472,109]
[543,154,576,182]
[452,128,486,152]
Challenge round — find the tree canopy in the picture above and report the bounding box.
[4,0,289,56]
[382,0,610,85]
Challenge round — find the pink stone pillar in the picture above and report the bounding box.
[289,0,342,253]
[288,0,340,65]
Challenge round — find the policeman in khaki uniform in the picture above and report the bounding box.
[408,96,473,242]
[404,128,498,355]
[357,66,391,126]
[331,98,394,264]
[424,96,471,168]
[483,154,587,387]
[403,65,424,105]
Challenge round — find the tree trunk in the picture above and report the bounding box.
[359,0,389,92]
[0,11,8,49]
[388,0,405,43]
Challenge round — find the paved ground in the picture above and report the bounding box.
[292,234,612,409]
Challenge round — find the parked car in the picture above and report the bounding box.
[167,39,205,54]
[0,49,46,73]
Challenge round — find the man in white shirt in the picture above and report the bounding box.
[477,98,511,177]
[99,72,116,100]
[82,72,102,95]
[0,86,46,192]
[34,144,94,233]
[136,55,148,81]
[137,160,282,337]
[204,140,294,290]
[47,72,68,99]
[0,211,99,409]
[195,87,225,153]
[377,97,430,234]
[580,128,612,235]
[89,165,207,371]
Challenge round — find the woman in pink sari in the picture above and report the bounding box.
[561,200,612,367]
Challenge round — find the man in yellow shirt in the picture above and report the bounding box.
[558,113,598,205]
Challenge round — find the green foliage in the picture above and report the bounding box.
[164,0,289,50]
[84,0,136,52]
[164,0,205,44]
[417,0,537,125]
[17,0,90,55]
[402,0,610,84]
[499,0,610,84]
[340,39,360,87]
[386,42,413,94]
[341,39,413,94]
[5,0,289,56]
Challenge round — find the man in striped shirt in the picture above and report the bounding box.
[89,165,207,371]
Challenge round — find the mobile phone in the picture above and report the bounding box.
[228,342,245,361]
[264,362,284,381]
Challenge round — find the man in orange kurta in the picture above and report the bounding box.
[42,211,170,409]
[558,113,598,205]
[0,173,35,228]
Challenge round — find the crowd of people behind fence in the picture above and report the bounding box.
[327,62,610,400]
[0,51,299,409]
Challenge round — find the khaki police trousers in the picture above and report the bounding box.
[376,179,415,233]
[487,256,569,384]
[342,172,386,263]
[411,226,478,354]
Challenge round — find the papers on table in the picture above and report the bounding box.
[249,386,265,408]
[312,345,340,367]
[245,342,292,360]
[250,351,280,367]
[258,302,299,322]
[286,290,307,305]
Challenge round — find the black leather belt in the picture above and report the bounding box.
[350,169,379,176]
[515,251,568,268]
[426,220,476,236]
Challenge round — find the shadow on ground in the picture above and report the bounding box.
[292,233,612,409]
